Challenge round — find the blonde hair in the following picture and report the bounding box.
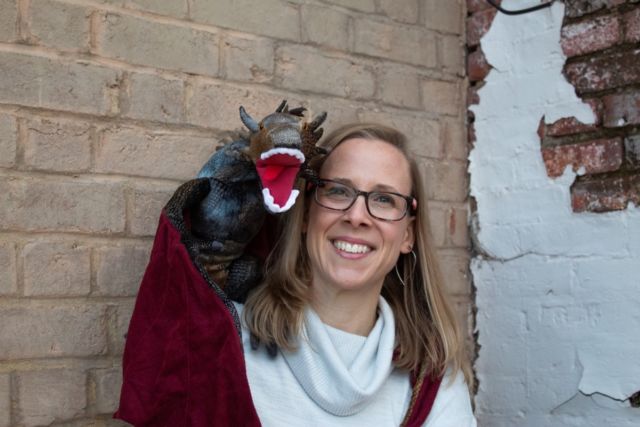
[244,123,470,382]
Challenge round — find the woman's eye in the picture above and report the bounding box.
[323,183,352,198]
[372,193,396,207]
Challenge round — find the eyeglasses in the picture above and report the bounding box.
[312,179,417,221]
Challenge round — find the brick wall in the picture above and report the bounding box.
[466,0,496,141]
[468,0,639,215]
[541,0,640,213]
[0,0,469,424]
[468,1,640,425]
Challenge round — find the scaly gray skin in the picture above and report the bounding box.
[189,101,326,301]
[193,139,264,262]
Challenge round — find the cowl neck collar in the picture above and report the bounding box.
[281,297,396,416]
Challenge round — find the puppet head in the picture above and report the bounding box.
[240,100,327,213]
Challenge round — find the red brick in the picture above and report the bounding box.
[467,48,491,81]
[467,0,496,13]
[603,88,640,127]
[545,99,602,136]
[467,85,480,105]
[625,134,640,168]
[467,111,476,145]
[537,117,545,140]
[564,0,626,19]
[467,122,476,145]
[564,49,640,93]
[571,174,640,212]
[542,138,623,177]
[624,7,640,43]
[560,15,621,57]
[466,8,497,47]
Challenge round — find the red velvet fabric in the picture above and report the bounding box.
[405,374,443,427]
[115,211,440,426]
[114,212,260,426]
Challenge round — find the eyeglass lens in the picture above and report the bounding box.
[315,181,408,221]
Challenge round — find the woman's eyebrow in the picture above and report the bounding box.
[328,177,402,193]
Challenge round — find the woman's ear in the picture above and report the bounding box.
[400,217,415,254]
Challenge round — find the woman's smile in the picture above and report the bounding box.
[332,237,373,256]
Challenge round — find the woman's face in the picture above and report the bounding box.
[305,137,415,298]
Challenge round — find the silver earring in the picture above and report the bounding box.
[394,250,417,287]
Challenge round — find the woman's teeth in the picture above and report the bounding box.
[333,240,371,254]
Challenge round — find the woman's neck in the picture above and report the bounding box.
[309,284,382,336]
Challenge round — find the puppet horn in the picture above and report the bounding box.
[239,106,259,133]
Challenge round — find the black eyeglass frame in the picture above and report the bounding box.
[311,178,417,222]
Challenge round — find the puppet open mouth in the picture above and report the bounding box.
[256,147,305,213]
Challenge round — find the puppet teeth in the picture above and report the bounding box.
[260,148,305,163]
[262,188,299,213]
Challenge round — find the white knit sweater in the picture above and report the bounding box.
[234,299,476,426]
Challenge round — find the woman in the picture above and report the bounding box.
[115,121,475,426]
[239,123,476,426]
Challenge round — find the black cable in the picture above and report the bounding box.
[486,0,555,15]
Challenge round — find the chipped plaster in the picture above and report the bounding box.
[469,1,640,425]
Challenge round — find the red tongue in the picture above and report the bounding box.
[256,154,302,208]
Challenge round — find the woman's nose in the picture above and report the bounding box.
[343,194,372,225]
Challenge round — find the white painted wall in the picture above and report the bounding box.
[469,1,640,425]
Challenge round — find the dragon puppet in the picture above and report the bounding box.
[115,101,327,425]
[188,100,327,299]
[153,99,328,308]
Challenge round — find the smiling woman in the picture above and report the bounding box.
[243,123,477,426]
[115,119,475,426]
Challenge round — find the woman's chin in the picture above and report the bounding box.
[316,271,384,296]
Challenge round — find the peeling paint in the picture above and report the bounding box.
[469,1,640,425]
